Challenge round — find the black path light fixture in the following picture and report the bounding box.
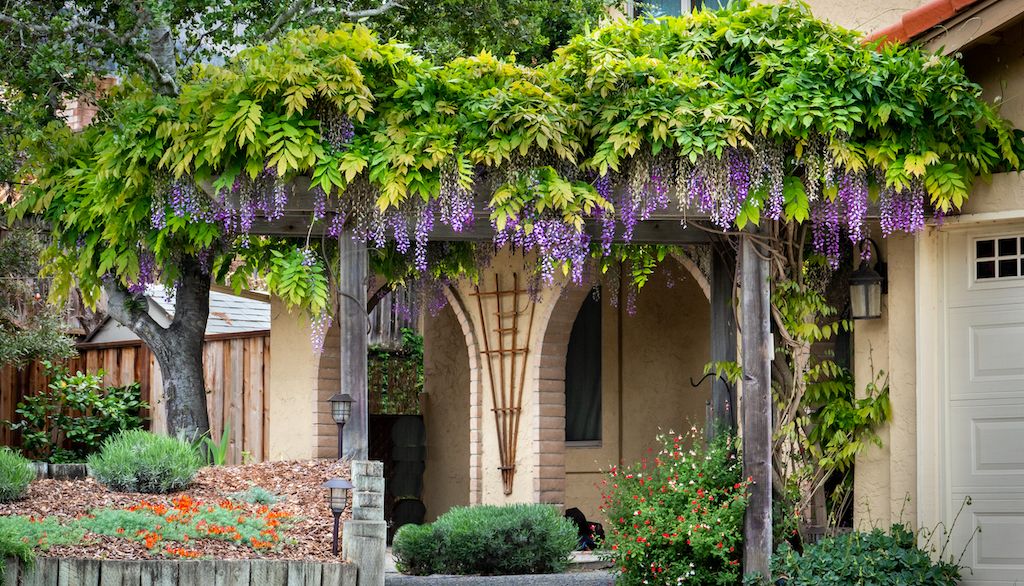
[328,392,354,459]
[850,239,887,320]
[323,477,354,556]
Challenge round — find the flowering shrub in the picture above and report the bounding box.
[78,495,292,558]
[601,429,748,585]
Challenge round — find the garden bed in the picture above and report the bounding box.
[0,460,351,561]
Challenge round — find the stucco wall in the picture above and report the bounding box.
[852,233,918,528]
[800,0,927,33]
[267,297,317,460]
[421,303,472,521]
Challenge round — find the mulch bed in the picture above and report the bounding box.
[0,460,351,561]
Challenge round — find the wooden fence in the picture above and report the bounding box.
[0,331,270,465]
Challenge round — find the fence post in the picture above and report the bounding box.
[343,460,386,586]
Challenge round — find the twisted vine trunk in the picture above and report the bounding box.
[104,257,211,441]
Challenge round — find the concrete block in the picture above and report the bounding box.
[343,520,386,586]
[351,460,383,479]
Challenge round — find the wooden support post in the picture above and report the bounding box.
[339,231,369,461]
[709,243,737,440]
[740,231,772,581]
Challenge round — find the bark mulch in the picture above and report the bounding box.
[0,459,351,561]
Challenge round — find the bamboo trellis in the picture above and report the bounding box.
[471,273,536,495]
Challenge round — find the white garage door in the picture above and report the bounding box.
[946,229,1024,585]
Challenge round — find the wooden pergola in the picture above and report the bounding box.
[245,181,774,570]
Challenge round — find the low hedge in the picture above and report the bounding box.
[773,523,962,585]
[393,503,577,576]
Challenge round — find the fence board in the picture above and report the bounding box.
[0,332,269,465]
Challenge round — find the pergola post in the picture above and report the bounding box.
[339,230,369,461]
[740,230,772,581]
[708,243,737,440]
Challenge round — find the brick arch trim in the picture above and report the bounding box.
[442,285,485,505]
[533,284,593,506]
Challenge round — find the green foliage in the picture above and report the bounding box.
[369,328,424,415]
[0,448,34,503]
[6,363,148,463]
[772,524,961,585]
[88,430,202,494]
[228,486,280,505]
[601,429,748,586]
[0,515,86,580]
[12,1,1024,320]
[368,0,612,64]
[0,228,75,368]
[393,503,577,575]
[200,424,231,466]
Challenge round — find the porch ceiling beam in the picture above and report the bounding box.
[250,214,716,245]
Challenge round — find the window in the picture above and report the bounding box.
[630,0,727,18]
[975,236,1024,281]
[565,291,602,443]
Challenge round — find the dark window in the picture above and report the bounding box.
[565,291,602,442]
[999,237,1018,257]
[636,0,724,18]
[977,239,996,259]
[975,236,1023,281]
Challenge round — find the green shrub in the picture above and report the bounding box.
[393,503,577,575]
[229,485,280,505]
[6,362,148,462]
[0,448,34,502]
[88,430,201,493]
[772,524,961,585]
[600,428,748,586]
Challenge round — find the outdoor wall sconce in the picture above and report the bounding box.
[849,239,887,320]
[323,477,354,556]
[328,392,354,460]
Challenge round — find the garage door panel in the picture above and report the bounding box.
[950,494,1024,584]
[948,307,1024,401]
[951,402,1024,491]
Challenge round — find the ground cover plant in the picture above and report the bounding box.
[0,448,34,503]
[88,430,202,493]
[0,460,348,562]
[6,363,148,463]
[772,523,962,585]
[600,429,748,585]
[393,503,577,575]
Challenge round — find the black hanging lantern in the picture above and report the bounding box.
[850,240,886,320]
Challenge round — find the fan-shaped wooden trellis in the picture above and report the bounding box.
[470,273,536,495]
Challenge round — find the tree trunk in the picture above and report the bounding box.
[741,231,773,582]
[104,256,211,441]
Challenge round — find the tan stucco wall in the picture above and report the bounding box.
[267,297,318,460]
[852,233,918,529]
[798,0,926,34]
[565,265,712,520]
[421,303,472,521]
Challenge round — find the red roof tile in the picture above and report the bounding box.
[864,0,985,45]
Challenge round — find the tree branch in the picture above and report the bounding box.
[103,279,166,346]
[263,0,404,41]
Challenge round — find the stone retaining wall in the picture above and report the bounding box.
[3,558,356,586]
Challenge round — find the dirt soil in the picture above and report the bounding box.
[0,460,352,561]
